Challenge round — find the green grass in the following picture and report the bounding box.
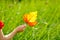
[0,0,60,40]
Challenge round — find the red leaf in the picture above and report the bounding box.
[0,20,4,29]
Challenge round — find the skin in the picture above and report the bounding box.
[0,24,26,40]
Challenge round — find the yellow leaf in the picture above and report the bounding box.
[27,11,37,22]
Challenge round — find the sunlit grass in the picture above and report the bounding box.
[0,0,60,40]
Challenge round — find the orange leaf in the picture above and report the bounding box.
[23,14,28,23]
[23,11,37,27]
[28,21,37,27]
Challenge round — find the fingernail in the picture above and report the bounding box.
[24,24,26,26]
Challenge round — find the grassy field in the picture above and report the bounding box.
[0,0,60,40]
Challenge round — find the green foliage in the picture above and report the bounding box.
[0,0,60,40]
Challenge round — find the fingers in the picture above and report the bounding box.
[23,24,26,26]
[21,24,26,28]
[20,24,26,30]
[18,24,26,29]
[16,24,26,32]
[21,24,26,27]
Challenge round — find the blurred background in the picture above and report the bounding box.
[0,0,60,40]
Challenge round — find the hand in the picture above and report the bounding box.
[15,24,26,32]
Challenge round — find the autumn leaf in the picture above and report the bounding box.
[0,20,4,29]
[23,11,37,27]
